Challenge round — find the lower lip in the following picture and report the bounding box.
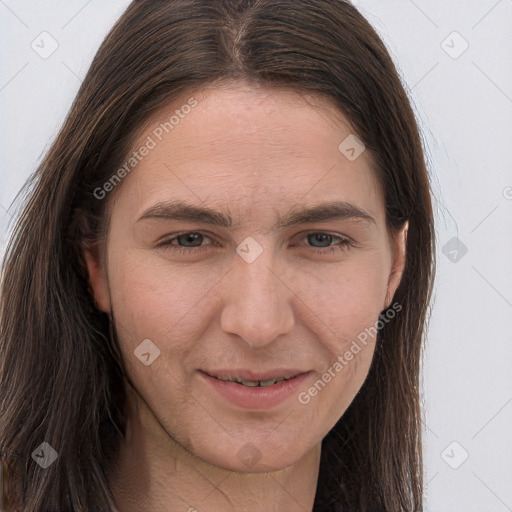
[199,371,313,409]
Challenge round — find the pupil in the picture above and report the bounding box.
[180,233,202,247]
[309,233,331,248]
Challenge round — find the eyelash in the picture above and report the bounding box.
[157,231,354,256]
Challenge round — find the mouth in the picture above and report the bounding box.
[199,370,307,388]
[198,369,314,409]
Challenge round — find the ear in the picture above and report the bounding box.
[83,242,111,314]
[384,220,408,309]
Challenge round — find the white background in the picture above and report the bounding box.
[1,1,511,510]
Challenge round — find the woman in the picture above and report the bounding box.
[0,0,435,510]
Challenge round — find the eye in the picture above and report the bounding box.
[303,232,354,254]
[157,231,355,256]
[157,232,215,254]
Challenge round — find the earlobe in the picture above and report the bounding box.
[384,220,408,309]
[83,243,111,314]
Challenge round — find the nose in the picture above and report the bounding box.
[219,247,295,348]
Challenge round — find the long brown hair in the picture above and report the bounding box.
[0,1,435,510]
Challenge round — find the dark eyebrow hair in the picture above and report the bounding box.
[136,200,376,229]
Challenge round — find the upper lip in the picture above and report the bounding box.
[201,369,310,381]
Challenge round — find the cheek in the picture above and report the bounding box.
[107,249,219,353]
[336,267,387,336]
[293,252,390,343]
[299,259,388,423]
[108,241,390,362]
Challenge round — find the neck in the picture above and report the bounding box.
[107,385,321,512]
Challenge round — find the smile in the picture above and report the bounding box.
[211,374,298,387]
[198,370,313,409]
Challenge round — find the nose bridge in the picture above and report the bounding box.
[220,244,294,347]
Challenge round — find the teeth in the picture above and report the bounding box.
[240,379,261,387]
[258,377,284,387]
[216,375,293,386]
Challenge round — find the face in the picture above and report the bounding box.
[85,80,407,473]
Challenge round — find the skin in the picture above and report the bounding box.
[84,79,408,512]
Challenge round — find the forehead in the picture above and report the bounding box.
[113,82,384,225]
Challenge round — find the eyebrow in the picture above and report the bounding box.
[136,200,376,229]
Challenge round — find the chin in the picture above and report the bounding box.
[191,433,316,474]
